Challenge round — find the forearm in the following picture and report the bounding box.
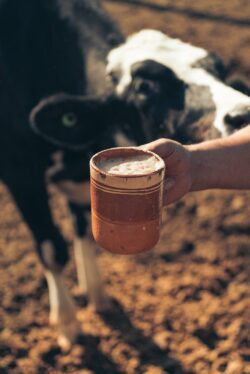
[187,125,250,191]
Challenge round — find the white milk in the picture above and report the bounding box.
[97,154,162,175]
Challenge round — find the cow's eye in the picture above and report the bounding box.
[62,113,77,127]
[134,80,154,95]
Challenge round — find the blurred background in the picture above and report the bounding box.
[0,0,249,373]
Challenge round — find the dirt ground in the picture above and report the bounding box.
[0,1,250,373]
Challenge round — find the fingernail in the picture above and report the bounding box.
[165,178,175,190]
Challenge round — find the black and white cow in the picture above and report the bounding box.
[2,4,249,350]
[0,2,172,350]
[106,29,250,142]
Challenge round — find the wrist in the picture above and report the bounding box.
[185,142,220,192]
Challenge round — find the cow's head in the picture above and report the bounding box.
[29,93,150,150]
[107,29,250,143]
[107,59,186,140]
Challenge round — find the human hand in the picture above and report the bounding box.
[141,138,192,206]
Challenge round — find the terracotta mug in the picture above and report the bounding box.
[90,147,165,255]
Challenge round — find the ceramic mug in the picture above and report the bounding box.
[90,147,165,255]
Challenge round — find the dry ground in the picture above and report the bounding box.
[0,1,250,373]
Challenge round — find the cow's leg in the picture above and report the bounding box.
[4,172,82,349]
[69,203,110,312]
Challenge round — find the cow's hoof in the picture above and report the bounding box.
[56,319,83,351]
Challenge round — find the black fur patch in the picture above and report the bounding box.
[172,84,217,143]
[192,52,227,80]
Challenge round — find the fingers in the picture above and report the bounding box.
[139,138,166,151]
[162,176,190,206]
[162,178,178,206]
[138,139,190,206]
[163,186,181,206]
[164,177,175,192]
[139,138,177,158]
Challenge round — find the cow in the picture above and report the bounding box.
[0,3,173,350]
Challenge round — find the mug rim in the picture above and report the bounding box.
[90,146,165,178]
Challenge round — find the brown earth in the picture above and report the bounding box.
[0,1,250,373]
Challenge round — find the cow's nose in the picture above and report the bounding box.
[224,103,250,129]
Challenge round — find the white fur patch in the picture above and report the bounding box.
[45,270,76,324]
[42,242,82,349]
[107,29,207,95]
[56,180,90,205]
[44,269,81,350]
[46,151,90,205]
[74,236,108,310]
[107,29,250,136]
[114,130,136,147]
[74,237,88,294]
[41,240,57,270]
[46,151,64,181]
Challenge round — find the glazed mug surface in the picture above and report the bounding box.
[90,147,165,255]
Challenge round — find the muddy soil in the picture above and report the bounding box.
[0,1,250,373]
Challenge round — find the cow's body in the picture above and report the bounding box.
[0,0,130,349]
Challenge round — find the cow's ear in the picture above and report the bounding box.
[29,94,143,149]
[163,72,186,110]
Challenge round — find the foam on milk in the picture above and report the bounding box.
[97,154,162,175]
